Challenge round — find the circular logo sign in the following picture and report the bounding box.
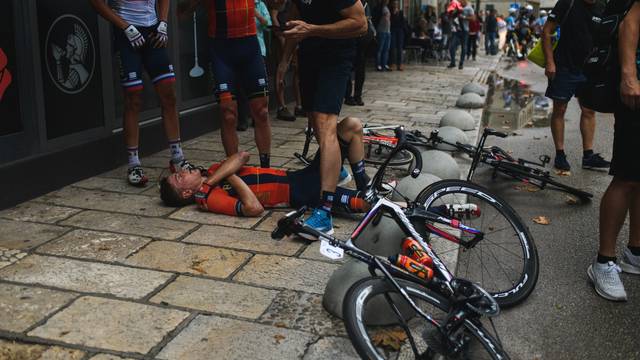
[45,14,95,94]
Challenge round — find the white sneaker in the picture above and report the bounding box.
[587,261,627,301]
[621,248,640,275]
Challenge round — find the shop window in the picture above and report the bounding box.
[0,1,22,137]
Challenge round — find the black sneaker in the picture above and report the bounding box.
[447,63,456,68]
[277,107,296,122]
[554,154,571,171]
[294,106,306,117]
[582,153,611,171]
[344,97,357,106]
[354,97,364,106]
[458,64,464,70]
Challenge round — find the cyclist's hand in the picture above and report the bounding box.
[545,61,556,80]
[151,21,169,48]
[124,25,145,49]
[620,76,640,110]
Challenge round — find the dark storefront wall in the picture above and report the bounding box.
[0,0,218,208]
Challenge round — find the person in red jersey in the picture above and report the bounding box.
[179,0,272,168]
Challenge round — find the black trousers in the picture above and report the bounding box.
[346,36,373,99]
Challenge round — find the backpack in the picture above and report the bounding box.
[581,0,636,113]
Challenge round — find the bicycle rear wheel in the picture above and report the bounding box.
[416,180,539,308]
[343,277,509,360]
[365,142,415,166]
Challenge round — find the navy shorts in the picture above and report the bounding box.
[208,36,269,103]
[298,53,353,115]
[610,104,640,181]
[114,25,175,92]
[545,67,587,103]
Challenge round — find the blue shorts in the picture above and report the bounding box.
[545,68,586,103]
[114,25,175,92]
[208,36,269,103]
[298,52,353,115]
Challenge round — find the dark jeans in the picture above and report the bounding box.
[485,31,497,55]
[346,36,372,99]
[467,34,478,60]
[389,28,405,66]
[376,32,391,67]
[449,30,468,66]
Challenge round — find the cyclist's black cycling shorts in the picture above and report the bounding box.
[208,36,269,103]
[298,52,353,115]
[610,104,640,182]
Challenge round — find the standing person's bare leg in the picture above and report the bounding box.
[249,97,272,167]
[550,101,570,170]
[155,82,189,170]
[315,113,341,193]
[578,105,596,151]
[598,178,632,258]
[123,90,147,185]
[220,101,240,156]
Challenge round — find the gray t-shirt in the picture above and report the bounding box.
[377,6,391,33]
[462,5,474,32]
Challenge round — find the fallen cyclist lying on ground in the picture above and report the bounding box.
[159,117,371,218]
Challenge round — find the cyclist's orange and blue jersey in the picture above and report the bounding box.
[207,0,257,39]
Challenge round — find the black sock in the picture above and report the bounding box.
[556,149,566,157]
[628,246,640,256]
[350,159,370,191]
[583,149,594,157]
[259,153,270,168]
[597,253,617,264]
[321,191,335,212]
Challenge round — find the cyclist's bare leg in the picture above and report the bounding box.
[578,104,596,151]
[599,177,634,257]
[249,96,271,156]
[337,117,365,163]
[220,100,239,156]
[155,81,180,141]
[550,100,568,151]
[123,89,143,149]
[312,112,340,194]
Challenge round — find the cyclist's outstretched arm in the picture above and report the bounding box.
[89,0,128,29]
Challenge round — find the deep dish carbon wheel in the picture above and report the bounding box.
[416,180,539,308]
[365,142,415,166]
[342,277,510,360]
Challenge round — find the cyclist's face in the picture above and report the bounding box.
[168,169,203,195]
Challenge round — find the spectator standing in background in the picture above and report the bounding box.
[376,0,392,71]
[467,14,481,61]
[345,0,375,106]
[389,0,406,71]
[440,11,452,61]
[447,0,474,70]
[589,0,640,302]
[485,9,498,55]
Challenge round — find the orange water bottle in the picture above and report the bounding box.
[402,237,433,268]
[389,254,434,281]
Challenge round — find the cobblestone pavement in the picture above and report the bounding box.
[0,56,499,359]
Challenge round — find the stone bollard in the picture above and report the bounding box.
[391,173,442,202]
[432,126,469,152]
[439,109,476,131]
[415,150,461,180]
[461,82,487,96]
[456,93,485,109]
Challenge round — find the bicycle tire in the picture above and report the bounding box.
[493,161,593,200]
[343,277,510,360]
[416,180,539,308]
[365,142,415,166]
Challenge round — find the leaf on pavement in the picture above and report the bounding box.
[274,334,286,344]
[565,196,578,205]
[533,136,541,140]
[514,184,540,192]
[555,170,571,177]
[371,328,408,351]
[533,216,550,225]
[190,258,207,274]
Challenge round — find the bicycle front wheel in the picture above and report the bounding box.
[365,143,415,166]
[343,277,509,360]
[416,180,539,308]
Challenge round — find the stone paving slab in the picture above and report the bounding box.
[40,187,172,217]
[61,211,196,240]
[234,254,339,294]
[29,296,189,355]
[125,241,251,278]
[0,283,77,333]
[37,229,151,263]
[182,224,304,256]
[0,255,172,299]
[259,290,347,337]
[71,177,152,195]
[90,354,136,360]
[169,206,264,228]
[0,219,69,250]
[156,315,315,360]
[0,339,85,360]
[303,336,359,360]
[150,275,278,319]
[0,247,28,270]
[0,202,81,224]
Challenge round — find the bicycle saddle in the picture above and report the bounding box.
[483,128,508,138]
